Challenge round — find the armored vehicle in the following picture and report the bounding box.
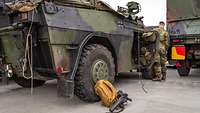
[0,0,151,102]
[167,0,200,76]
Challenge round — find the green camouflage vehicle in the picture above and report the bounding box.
[0,0,152,102]
[167,0,200,76]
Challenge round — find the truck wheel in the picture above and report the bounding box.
[75,44,115,102]
[13,76,45,88]
[177,60,191,77]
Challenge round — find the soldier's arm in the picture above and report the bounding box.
[165,32,169,50]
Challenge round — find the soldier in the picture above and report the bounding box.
[153,21,169,81]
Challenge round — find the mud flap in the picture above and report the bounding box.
[57,77,74,98]
[1,73,8,85]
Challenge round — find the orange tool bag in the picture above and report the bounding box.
[95,80,117,107]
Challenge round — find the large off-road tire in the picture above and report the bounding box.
[13,76,45,88]
[75,44,115,102]
[177,60,191,77]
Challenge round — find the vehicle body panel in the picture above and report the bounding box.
[0,0,145,96]
[167,0,200,68]
[0,0,144,78]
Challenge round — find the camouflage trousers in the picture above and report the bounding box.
[153,49,167,79]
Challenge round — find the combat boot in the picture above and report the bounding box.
[152,74,162,81]
[162,72,166,81]
[152,77,161,81]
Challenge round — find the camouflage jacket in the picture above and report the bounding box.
[154,28,169,51]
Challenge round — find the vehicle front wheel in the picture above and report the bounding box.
[75,44,115,102]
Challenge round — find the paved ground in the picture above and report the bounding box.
[0,68,200,113]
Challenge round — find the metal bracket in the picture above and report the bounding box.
[44,1,58,14]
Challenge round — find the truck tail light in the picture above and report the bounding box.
[176,62,182,68]
[188,49,193,53]
[172,39,184,43]
[172,46,185,60]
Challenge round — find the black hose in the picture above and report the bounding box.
[70,33,94,80]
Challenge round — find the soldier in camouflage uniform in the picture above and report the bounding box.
[153,21,169,81]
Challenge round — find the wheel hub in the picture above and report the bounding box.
[91,59,109,82]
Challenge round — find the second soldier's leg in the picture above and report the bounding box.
[161,64,167,80]
[161,53,168,80]
[153,62,162,81]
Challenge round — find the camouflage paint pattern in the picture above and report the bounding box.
[0,31,22,65]
[167,0,200,21]
[0,0,144,79]
[42,2,143,75]
[167,0,200,65]
[167,0,200,44]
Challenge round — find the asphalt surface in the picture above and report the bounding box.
[0,68,200,113]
